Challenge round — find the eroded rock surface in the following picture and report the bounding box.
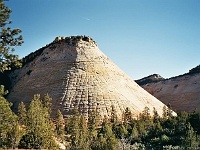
[139,67,200,112]
[8,36,171,119]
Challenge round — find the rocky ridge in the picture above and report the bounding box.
[7,35,173,119]
[136,74,165,86]
[138,65,200,112]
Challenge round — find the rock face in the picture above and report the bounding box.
[139,66,200,112]
[8,36,171,119]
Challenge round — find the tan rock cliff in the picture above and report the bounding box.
[140,69,200,112]
[7,36,173,119]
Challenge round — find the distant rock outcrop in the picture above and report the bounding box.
[138,65,200,112]
[136,74,165,86]
[7,35,173,119]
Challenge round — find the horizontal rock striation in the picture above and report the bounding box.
[140,66,200,112]
[8,36,172,119]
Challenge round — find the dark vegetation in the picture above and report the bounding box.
[0,71,10,92]
[189,65,200,74]
[1,88,200,149]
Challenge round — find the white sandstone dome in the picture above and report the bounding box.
[8,36,175,119]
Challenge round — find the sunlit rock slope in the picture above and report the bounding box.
[7,36,172,119]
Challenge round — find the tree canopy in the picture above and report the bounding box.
[0,0,23,72]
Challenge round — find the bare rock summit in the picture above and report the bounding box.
[8,36,172,119]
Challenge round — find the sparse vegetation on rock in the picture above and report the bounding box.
[189,64,200,74]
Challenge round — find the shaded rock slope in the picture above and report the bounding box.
[7,36,172,119]
[138,65,200,112]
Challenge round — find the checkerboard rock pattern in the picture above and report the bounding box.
[8,36,171,119]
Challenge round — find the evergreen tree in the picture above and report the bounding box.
[69,109,81,149]
[142,106,151,120]
[55,109,65,141]
[7,121,24,149]
[153,107,160,123]
[113,124,128,139]
[136,121,147,142]
[0,84,7,96]
[183,122,198,148]
[92,133,107,150]
[167,103,173,118]
[189,111,200,134]
[18,94,58,149]
[67,109,79,133]
[78,115,89,150]
[153,121,163,137]
[123,107,132,124]
[42,93,52,114]
[17,101,27,126]
[87,109,99,148]
[0,0,23,72]
[69,109,89,150]
[110,105,118,124]
[131,124,139,142]
[88,109,97,131]
[0,85,18,148]
[95,121,118,150]
[162,105,168,119]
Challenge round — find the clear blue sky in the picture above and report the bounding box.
[6,0,200,79]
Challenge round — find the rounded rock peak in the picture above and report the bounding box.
[53,35,97,47]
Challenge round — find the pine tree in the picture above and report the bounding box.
[153,107,160,123]
[183,123,198,148]
[18,94,58,149]
[110,105,118,124]
[88,109,96,131]
[42,93,52,114]
[88,109,98,140]
[167,103,173,118]
[17,101,27,126]
[93,133,107,150]
[162,105,168,119]
[142,106,151,120]
[69,109,81,149]
[0,0,23,72]
[0,84,8,96]
[55,109,65,141]
[123,107,132,124]
[119,124,128,138]
[7,121,24,149]
[68,109,90,150]
[0,85,18,148]
[136,121,147,141]
[78,115,89,150]
[95,122,118,150]
[189,111,200,134]
[131,124,139,142]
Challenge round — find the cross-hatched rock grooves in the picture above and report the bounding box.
[7,36,174,119]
